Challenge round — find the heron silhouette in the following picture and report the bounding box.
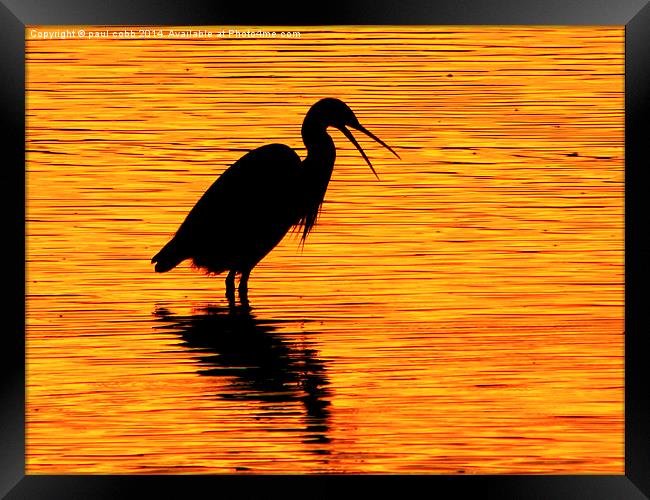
[151,98,399,300]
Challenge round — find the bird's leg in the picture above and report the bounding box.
[238,269,251,305]
[225,270,236,304]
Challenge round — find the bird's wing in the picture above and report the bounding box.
[173,143,303,251]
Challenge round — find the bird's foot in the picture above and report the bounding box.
[225,270,236,305]
[238,270,251,308]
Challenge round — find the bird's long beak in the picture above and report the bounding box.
[341,124,400,180]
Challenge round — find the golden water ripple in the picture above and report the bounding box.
[26,26,623,474]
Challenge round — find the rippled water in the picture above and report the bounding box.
[26,26,624,473]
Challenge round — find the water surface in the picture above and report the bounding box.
[26,26,624,473]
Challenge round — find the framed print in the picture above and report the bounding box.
[3,0,649,498]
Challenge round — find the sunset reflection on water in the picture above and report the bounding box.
[26,26,623,473]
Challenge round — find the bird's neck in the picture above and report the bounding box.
[298,121,337,238]
[302,113,336,181]
[301,120,336,185]
[302,122,336,164]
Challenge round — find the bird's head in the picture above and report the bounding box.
[304,98,400,179]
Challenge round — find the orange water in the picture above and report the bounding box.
[26,26,624,473]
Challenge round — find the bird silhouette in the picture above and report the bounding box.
[151,98,399,300]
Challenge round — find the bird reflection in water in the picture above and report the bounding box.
[153,301,331,450]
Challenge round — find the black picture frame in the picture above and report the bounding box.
[3,1,648,498]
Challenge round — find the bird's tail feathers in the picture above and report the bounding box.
[151,238,184,273]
